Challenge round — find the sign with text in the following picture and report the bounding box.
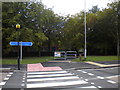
[10,42,33,46]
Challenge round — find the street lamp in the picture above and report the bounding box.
[16,24,21,70]
[84,0,87,60]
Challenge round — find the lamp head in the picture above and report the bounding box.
[16,24,20,29]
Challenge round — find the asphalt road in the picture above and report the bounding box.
[1,67,119,89]
[66,67,120,88]
[1,60,120,89]
[42,61,99,70]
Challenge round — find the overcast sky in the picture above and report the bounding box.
[40,0,113,16]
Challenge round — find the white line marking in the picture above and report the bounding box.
[21,84,25,86]
[85,79,88,81]
[9,72,13,74]
[81,86,97,88]
[107,80,116,84]
[4,77,9,80]
[27,80,88,88]
[27,71,67,75]
[77,70,82,71]
[27,76,79,82]
[98,86,102,88]
[97,76,104,79]
[88,73,94,76]
[91,82,95,85]
[27,73,73,78]
[0,82,6,85]
[106,75,120,79]
[81,71,87,73]
[7,74,11,77]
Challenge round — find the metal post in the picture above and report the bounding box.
[84,0,87,60]
[17,31,20,70]
[20,41,22,61]
[16,24,21,70]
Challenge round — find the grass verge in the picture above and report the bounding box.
[72,56,118,62]
[2,56,119,64]
[2,56,54,64]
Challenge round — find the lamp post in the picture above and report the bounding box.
[84,0,87,60]
[16,24,20,70]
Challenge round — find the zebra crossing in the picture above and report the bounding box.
[26,70,93,88]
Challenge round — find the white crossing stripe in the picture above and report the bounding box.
[27,73,73,78]
[27,70,88,88]
[97,86,102,88]
[9,72,13,74]
[7,74,11,77]
[88,73,94,76]
[81,71,87,73]
[97,76,104,79]
[107,80,116,84]
[106,75,120,79]
[91,82,95,85]
[85,79,88,81]
[4,77,9,80]
[27,71,67,75]
[21,84,25,86]
[77,70,82,71]
[0,82,6,85]
[27,80,88,88]
[27,76,79,82]
[80,86,97,88]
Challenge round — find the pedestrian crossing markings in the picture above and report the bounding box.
[27,70,88,88]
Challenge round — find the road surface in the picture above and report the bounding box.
[1,66,119,89]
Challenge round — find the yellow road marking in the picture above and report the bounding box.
[85,61,120,67]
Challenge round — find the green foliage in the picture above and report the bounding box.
[2,1,119,56]
[89,5,100,13]
[2,2,64,55]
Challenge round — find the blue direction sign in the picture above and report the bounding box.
[10,42,33,46]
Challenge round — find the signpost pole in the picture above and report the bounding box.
[20,41,22,61]
[10,41,33,70]
[16,24,20,70]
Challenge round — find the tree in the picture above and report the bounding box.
[2,2,48,55]
[61,13,84,51]
[2,1,65,56]
[89,5,100,13]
